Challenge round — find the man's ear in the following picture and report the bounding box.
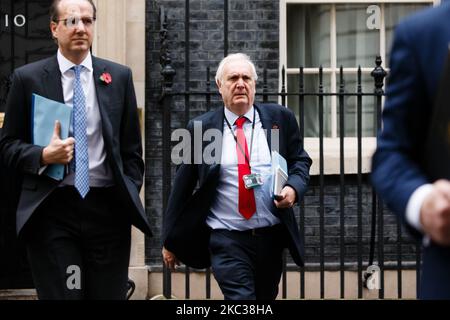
[216,80,222,93]
[50,21,58,40]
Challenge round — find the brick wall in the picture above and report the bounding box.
[302,175,417,266]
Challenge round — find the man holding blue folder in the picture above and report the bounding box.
[162,53,311,300]
[0,0,151,299]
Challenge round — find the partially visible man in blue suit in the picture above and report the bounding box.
[371,2,450,299]
[162,53,311,300]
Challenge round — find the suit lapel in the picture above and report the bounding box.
[205,107,225,133]
[255,103,277,151]
[42,56,64,103]
[92,56,113,143]
[208,106,224,165]
[199,107,224,186]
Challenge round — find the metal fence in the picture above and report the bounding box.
[156,5,421,300]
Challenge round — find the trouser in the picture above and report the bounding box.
[209,224,284,300]
[24,186,131,300]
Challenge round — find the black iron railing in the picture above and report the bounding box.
[156,4,421,300]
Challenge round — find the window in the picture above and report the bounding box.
[281,0,434,138]
[280,0,435,174]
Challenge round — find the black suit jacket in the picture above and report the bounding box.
[163,103,311,269]
[0,55,152,237]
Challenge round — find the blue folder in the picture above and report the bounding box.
[271,150,288,199]
[32,93,72,180]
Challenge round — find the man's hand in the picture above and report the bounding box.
[162,246,180,271]
[41,121,75,165]
[274,185,297,209]
[420,180,450,246]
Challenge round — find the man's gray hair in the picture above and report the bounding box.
[215,53,258,84]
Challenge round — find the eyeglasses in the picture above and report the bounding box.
[55,16,96,28]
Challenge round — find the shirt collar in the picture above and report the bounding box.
[224,105,255,126]
[57,49,93,74]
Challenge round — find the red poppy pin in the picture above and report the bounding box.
[100,72,112,85]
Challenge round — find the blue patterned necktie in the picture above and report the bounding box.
[72,65,90,198]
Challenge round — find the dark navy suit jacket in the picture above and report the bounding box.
[371,3,450,299]
[0,55,152,237]
[163,103,312,269]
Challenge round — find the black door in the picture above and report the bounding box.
[0,0,55,289]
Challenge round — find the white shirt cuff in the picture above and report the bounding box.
[405,184,433,233]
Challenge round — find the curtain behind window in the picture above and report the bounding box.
[286,3,429,138]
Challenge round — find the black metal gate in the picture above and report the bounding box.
[0,0,56,289]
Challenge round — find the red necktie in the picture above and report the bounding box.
[235,117,256,219]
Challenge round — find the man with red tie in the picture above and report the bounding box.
[162,53,311,300]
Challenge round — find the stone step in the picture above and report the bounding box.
[0,289,37,300]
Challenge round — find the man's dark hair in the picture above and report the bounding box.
[49,0,97,22]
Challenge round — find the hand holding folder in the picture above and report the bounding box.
[271,150,288,199]
[32,93,72,180]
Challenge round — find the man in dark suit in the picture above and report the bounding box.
[0,0,151,299]
[162,53,311,300]
[371,2,450,299]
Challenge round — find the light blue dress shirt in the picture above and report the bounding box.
[206,106,281,231]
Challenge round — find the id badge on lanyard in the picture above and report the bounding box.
[243,173,263,189]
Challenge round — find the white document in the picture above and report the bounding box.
[271,151,288,199]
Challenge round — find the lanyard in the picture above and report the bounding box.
[224,107,256,169]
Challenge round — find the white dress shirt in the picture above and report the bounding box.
[206,106,281,231]
[57,50,114,187]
